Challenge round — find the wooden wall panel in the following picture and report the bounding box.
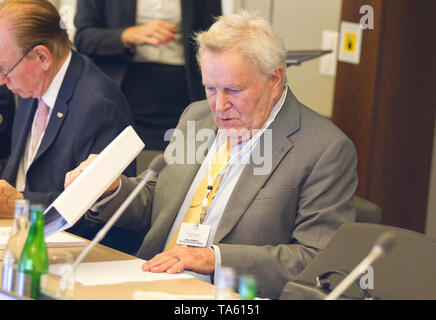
[332,0,384,197]
[332,0,436,232]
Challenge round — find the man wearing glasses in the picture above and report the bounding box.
[0,0,137,251]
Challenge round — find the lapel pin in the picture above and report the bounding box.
[57,112,64,118]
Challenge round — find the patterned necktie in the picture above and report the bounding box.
[30,98,50,160]
[165,140,231,251]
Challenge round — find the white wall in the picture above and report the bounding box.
[49,0,76,41]
[222,0,236,16]
[231,0,341,118]
[275,0,342,118]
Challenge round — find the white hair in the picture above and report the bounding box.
[195,10,287,86]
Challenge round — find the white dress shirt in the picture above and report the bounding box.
[133,0,184,65]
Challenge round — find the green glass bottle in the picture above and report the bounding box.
[16,204,49,299]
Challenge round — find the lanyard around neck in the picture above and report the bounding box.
[198,88,288,225]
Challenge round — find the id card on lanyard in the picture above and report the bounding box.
[177,223,212,247]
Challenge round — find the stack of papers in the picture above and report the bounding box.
[0,227,87,248]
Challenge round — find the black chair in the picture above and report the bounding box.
[280,223,436,299]
[354,195,382,224]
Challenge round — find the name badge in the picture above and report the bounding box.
[176,223,212,247]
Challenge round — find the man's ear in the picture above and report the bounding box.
[271,66,285,89]
[32,45,53,71]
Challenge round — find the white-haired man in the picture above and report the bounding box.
[66,11,358,299]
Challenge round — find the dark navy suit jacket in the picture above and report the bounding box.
[74,0,221,102]
[0,50,134,207]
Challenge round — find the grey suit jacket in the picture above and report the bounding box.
[89,88,358,299]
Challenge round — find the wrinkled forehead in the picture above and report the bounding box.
[0,31,20,70]
[0,20,20,54]
[200,48,266,81]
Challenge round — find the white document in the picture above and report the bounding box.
[0,227,87,249]
[44,126,145,235]
[45,231,88,248]
[62,259,194,286]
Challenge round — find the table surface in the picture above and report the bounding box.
[0,219,217,300]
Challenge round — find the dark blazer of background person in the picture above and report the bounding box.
[0,50,135,210]
[0,85,15,160]
[74,0,222,102]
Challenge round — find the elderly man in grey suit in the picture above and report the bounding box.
[66,11,357,299]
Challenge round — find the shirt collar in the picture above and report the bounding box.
[40,50,72,109]
[269,86,288,123]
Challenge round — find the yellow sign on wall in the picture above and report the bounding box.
[338,22,363,65]
[344,32,357,52]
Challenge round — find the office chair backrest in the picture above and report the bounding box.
[354,195,382,224]
[281,223,436,299]
[136,150,163,175]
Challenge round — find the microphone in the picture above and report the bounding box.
[324,231,396,300]
[71,154,167,270]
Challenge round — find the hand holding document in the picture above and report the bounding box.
[64,154,120,197]
[44,126,145,236]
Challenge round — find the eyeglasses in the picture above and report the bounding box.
[0,45,37,79]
